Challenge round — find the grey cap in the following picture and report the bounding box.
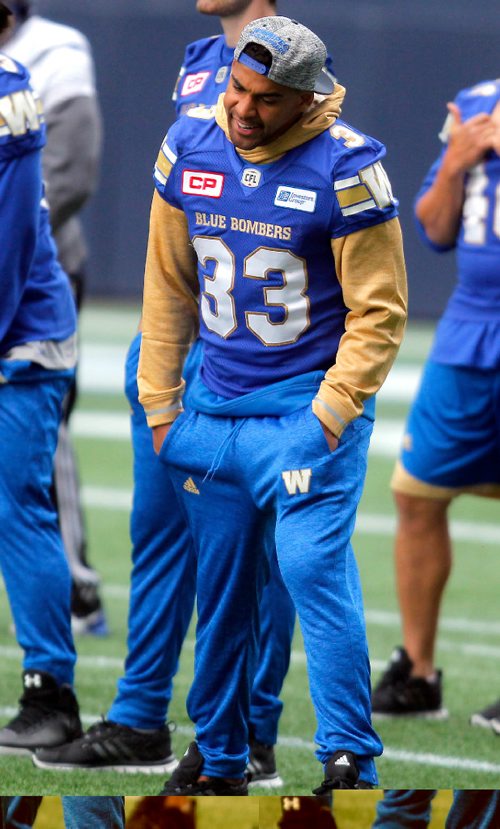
[234,16,335,95]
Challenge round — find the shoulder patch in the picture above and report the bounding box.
[335,161,394,216]
[0,88,42,138]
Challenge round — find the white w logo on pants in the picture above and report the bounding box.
[281,468,312,495]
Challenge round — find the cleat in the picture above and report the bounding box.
[246,734,283,788]
[312,750,372,793]
[371,646,448,719]
[470,699,500,735]
[0,671,82,755]
[159,741,248,795]
[33,719,176,773]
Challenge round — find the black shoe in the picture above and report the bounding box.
[0,671,82,756]
[33,718,177,773]
[312,750,372,793]
[246,734,283,788]
[470,699,500,734]
[159,741,248,795]
[371,646,448,719]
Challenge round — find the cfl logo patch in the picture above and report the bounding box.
[241,168,262,188]
[282,468,312,495]
[180,71,210,97]
[182,170,224,198]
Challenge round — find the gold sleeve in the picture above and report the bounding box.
[312,217,408,437]
[138,190,199,427]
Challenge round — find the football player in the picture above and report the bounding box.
[34,0,335,789]
[136,16,406,794]
[0,0,106,636]
[0,0,82,753]
[372,79,500,728]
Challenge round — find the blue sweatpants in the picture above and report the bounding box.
[108,333,295,743]
[0,373,76,684]
[0,797,124,829]
[161,405,382,781]
[373,790,500,829]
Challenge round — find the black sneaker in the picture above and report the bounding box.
[470,699,500,734]
[33,719,177,773]
[159,741,248,795]
[371,646,448,719]
[312,750,372,793]
[246,734,283,788]
[0,671,82,755]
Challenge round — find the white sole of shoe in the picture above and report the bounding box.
[470,714,500,733]
[32,755,179,774]
[248,774,284,789]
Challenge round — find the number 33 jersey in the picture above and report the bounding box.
[153,95,400,401]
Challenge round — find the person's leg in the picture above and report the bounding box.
[4,797,43,829]
[61,797,125,829]
[249,541,295,748]
[394,492,452,678]
[109,334,196,729]
[161,411,267,785]
[0,375,80,754]
[373,791,436,828]
[247,538,295,788]
[373,361,500,718]
[250,407,381,787]
[0,378,76,682]
[446,791,500,829]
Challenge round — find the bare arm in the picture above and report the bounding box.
[416,103,498,246]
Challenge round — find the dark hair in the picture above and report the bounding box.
[241,41,273,69]
[0,3,12,35]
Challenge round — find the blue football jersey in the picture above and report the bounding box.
[154,112,398,398]
[0,54,76,353]
[172,34,336,118]
[416,79,500,368]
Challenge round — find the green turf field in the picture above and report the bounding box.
[0,303,499,794]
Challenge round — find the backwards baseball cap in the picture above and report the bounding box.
[234,16,335,95]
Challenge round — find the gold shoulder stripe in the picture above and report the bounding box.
[336,183,372,209]
[155,151,173,180]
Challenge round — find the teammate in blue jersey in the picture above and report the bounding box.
[372,80,500,727]
[373,790,500,829]
[0,1,82,753]
[136,16,407,795]
[34,0,312,788]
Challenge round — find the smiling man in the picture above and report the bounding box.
[138,16,407,795]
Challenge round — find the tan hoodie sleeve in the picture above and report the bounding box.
[138,190,199,427]
[312,217,407,437]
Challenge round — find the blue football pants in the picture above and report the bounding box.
[373,790,500,829]
[0,797,124,829]
[160,404,382,781]
[108,334,295,744]
[0,375,76,684]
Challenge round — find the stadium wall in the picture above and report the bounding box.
[37,0,500,317]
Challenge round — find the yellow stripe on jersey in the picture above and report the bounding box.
[335,183,373,209]
[155,150,173,181]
